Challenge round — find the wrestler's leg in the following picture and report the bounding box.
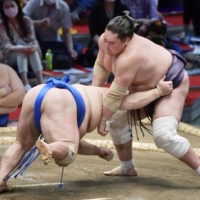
[36,140,76,165]
[0,130,39,193]
[37,97,80,166]
[104,109,148,176]
[104,139,138,176]
[78,139,114,161]
[153,71,200,174]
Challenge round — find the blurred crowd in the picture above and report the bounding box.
[0,0,200,127]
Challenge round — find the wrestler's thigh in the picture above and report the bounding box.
[153,72,189,122]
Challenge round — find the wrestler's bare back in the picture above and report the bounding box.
[17,84,106,143]
[99,32,173,91]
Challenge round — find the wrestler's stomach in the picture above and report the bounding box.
[129,67,171,92]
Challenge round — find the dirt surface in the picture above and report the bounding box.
[0,125,200,200]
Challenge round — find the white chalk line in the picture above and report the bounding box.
[13,182,62,188]
[83,198,110,200]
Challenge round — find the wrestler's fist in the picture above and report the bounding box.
[157,75,173,96]
[97,147,114,161]
[98,124,109,136]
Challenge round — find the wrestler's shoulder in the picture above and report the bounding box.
[116,51,137,65]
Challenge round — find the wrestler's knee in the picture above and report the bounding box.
[107,110,132,145]
[153,116,190,158]
[54,142,77,167]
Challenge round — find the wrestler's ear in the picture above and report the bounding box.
[123,37,130,46]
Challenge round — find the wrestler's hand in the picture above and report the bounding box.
[157,75,173,96]
[97,147,114,161]
[4,84,12,95]
[0,84,12,98]
[98,121,109,136]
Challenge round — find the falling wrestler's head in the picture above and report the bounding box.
[104,11,138,55]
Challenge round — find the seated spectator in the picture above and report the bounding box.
[0,63,25,127]
[23,0,83,68]
[179,0,200,44]
[0,0,44,92]
[147,20,184,57]
[121,0,159,37]
[84,0,129,67]
[65,0,99,24]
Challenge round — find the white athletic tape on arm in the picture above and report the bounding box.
[103,82,128,112]
[93,58,110,78]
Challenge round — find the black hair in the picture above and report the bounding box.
[147,20,167,36]
[106,11,138,41]
[0,0,28,40]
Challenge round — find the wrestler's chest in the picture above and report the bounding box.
[103,56,116,74]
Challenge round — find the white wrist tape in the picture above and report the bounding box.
[103,82,128,112]
[156,84,162,97]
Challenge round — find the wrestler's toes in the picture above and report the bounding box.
[35,140,52,165]
[104,166,125,176]
[104,166,138,176]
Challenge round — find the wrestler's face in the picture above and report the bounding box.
[103,30,129,56]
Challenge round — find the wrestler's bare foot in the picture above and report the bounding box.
[104,166,138,176]
[35,140,52,165]
[0,182,12,193]
[97,147,114,161]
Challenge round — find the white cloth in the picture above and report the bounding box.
[153,116,190,159]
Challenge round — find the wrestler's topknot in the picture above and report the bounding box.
[106,11,138,41]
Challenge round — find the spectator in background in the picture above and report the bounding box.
[65,0,99,24]
[0,63,25,127]
[0,0,44,92]
[147,20,184,57]
[84,0,128,67]
[180,0,200,41]
[121,0,159,36]
[23,0,80,65]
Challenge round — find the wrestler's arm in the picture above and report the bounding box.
[92,35,110,87]
[78,139,114,160]
[100,56,137,122]
[0,66,25,108]
[120,75,173,110]
[78,139,100,155]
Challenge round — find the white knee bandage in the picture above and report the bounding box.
[107,110,132,145]
[153,116,190,159]
[54,142,77,167]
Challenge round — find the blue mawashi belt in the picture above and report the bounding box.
[34,74,85,132]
